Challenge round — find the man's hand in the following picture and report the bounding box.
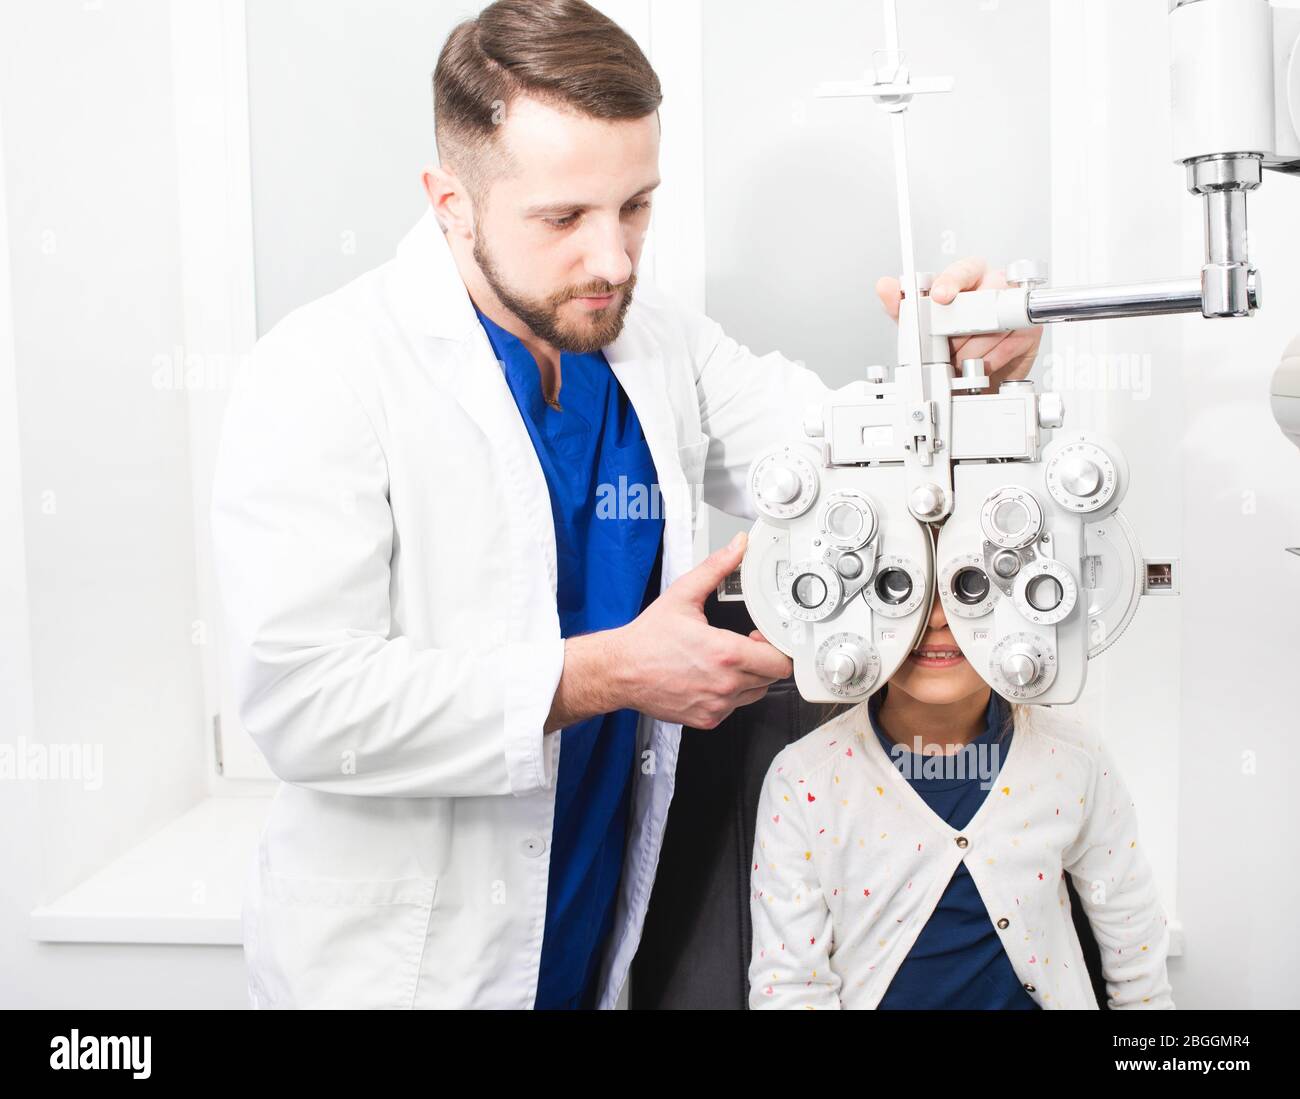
[612,531,793,729]
[874,257,1043,390]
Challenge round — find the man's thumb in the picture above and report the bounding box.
[669,530,747,605]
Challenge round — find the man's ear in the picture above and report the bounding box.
[422,164,475,240]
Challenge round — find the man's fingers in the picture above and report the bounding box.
[669,531,747,606]
[950,328,1041,385]
[950,331,1005,365]
[726,633,794,680]
[930,256,989,303]
[875,275,902,320]
[732,683,772,710]
[874,258,1042,391]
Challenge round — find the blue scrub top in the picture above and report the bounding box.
[869,684,1040,1010]
[474,306,664,1010]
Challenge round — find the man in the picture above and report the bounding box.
[211,0,1041,1009]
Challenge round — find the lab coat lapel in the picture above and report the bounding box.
[605,323,693,588]
[448,333,560,596]
[389,210,559,595]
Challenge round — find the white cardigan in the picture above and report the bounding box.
[748,700,1175,1010]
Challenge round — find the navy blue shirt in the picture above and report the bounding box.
[869,684,1039,1010]
[474,307,664,1010]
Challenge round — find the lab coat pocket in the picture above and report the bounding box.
[251,869,438,1009]
[676,435,710,530]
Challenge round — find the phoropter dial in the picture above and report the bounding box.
[989,632,1058,699]
[980,487,1044,550]
[1012,559,1078,626]
[862,554,928,619]
[777,559,844,623]
[938,552,997,619]
[1045,441,1119,514]
[751,449,819,520]
[816,633,880,697]
[817,490,878,551]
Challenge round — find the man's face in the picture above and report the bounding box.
[469,95,659,353]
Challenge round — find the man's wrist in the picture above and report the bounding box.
[601,624,635,714]
[544,627,634,733]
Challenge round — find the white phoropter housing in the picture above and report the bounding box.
[740,449,933,701]
[722,0,1299,704]
[736,337,1150,706]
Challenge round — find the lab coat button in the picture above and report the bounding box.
[997,917,1010,929]
[521,836,547,858]
[954,835,969,849]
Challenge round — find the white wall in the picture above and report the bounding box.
[700,0,1052,548]
[1046,0,1185,988]
[245,0,461,335]
[0,0,244,1008]
[1047,0,1300,1007]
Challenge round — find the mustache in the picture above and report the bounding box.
[551,275,636,306]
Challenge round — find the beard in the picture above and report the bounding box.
[472,225,636,354]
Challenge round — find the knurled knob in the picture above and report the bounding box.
[1059,455,1102,498]
[759,464,802,505]
[910,483,945,520]
[1001,647,1039,687]
[824,646,864,686]
[1037,392,1065,429]
[1007,259,1048,288]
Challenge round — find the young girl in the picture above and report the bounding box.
[748,596,1174,1010]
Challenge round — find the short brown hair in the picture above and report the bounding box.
[433,0,662,199]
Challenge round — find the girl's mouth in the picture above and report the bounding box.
[908,647,965,668]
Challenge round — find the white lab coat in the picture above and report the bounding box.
[210,208,838,1008]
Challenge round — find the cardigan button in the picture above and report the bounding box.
[997,917,1010,929]
[954,835,969,849]
[1023,982,1036,993]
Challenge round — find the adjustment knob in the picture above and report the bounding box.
[1037,392,1065,429]
[1007,259,1048,288]
[1000,646,1040,688]
[824,644,867,686]
[836,552,864,580]
[992,550,1021,579]
[1000,379,1035,394]
[759,464,802,505]
[910,483,945,520]
[1044,439,1119,514]
[1058,455,1102,498]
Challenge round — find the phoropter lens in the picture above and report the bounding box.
[953,566,990,604]
[875,567,912,605]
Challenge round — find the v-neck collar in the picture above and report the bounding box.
[854,689,1024,841]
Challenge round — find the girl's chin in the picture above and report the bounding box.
[893,659,986,700]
